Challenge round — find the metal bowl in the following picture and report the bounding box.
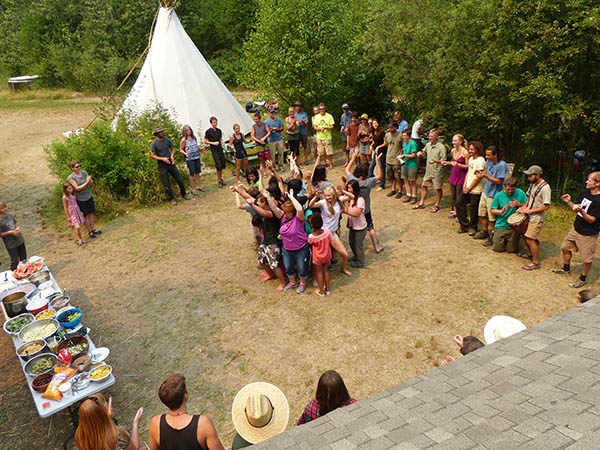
[24,353,58,377]
[18,318,59,342]
[16,339,48,362]
[48,292,70,310]
[3,313,34,336]
[2,291,28,317]
[90,364,112,383]
[27,270,51,287]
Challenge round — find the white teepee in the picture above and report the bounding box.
[116,7,253,135]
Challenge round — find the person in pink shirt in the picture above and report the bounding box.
[308,214,333,296]
[345,179,368,268]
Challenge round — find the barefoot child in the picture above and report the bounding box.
[308,214,333,296]
[62,183,85,246]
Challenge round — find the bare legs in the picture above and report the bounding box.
[235,159,248,185]
[315,264,330,295]
[260,264,286,291]
[331,238,352,276]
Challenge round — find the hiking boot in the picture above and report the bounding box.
[473,231,489,240]
[395,192,403,199]
[569,278,587,288]
[410,197,418,204]
[402,196,412,203]
[386,190,397,197]
[468,228,477,236]
[551,268,571,275]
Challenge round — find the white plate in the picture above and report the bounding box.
[91,347,110,364]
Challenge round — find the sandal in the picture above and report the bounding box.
[76,240,85,246]
[522,262,540,270]
[412,203,425,210]
[430,205,440,213]
[518,252,532,260]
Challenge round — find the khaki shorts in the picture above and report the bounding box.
[478,192,496,222]
[524,220,543,240]
[401,166,417,181]
[422,175,443,190]
[317,139,333,156]
[561,227,598,264]
[269,140,285,163]
[386,164,401,183]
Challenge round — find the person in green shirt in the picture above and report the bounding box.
[413,129,447,212]
[489,176,528,253]
[400,129,418,203]
[313,103,335,168]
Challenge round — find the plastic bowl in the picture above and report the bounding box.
[57,308,82,328]
[26,296,49,316]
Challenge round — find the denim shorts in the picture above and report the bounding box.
[186,158,201,175]
[282,244,310,279]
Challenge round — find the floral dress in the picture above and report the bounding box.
[65,195,84,226]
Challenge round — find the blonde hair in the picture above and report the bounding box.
[454,134,468,152]
[281,200,295,214]
[323,185,338,215]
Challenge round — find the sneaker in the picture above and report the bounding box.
[457,228,469,234]
[468,228,477,236]
[569,278,587,288]
[350,256,358,262]
[410,197,418,204]
[395,192,403,199]
[473,231,489,240]
[402,196,412,203]
[93,229,103,235]
[483,239,493,247]
[386,190,397,197]
[551,268,571,275]
[296,282,306,294]
[197,187,206,192]
[448,212,456,218]
[191,190,199,196]
[283,282,298,292]
[316,290,325,297]
[170,199,177,205]
[376,187,384,192]
[326,291,331,296]
[88,231,97,238]
[351,260,365,268]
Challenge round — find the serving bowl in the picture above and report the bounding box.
[35,309,56,320]
[57,308,82,328]
[27,270,51,287]
[73,355,92,372]
[3,313,34,336]
[24,353,58,377]
[31,372,53,392]
[48,292,70,310]
[16,339,48,362]
[25,294,49,316]
[1,291,28,317]
[90,364,112,382]
[57,335,89,361]
[18,318,59,342]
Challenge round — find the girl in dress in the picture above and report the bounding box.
[442,134,469,218]
[62,183,85,246]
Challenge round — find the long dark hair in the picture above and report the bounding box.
[316,370,352,416]
[182,125,196,140]
[312,165,328,186]
[347,179,362,206]
[246,166,259,185]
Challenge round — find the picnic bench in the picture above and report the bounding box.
[223,140,290,166]
[7,75,40,91]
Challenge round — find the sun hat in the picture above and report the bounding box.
[231,382,289,444]
[293,101,302,107]
[341,103,349,109]
[360,113,369,120]
[484,315,527,344]
[153,126,165,136]
[523,165,543,176]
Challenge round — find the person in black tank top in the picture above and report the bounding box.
[149,374,225,450]
[229,124,250,185]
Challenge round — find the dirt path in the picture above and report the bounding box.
[0,101,582,449]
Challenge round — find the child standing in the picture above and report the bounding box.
[308,214,333,296]
[346,179,368,268]
[62,183,85,246]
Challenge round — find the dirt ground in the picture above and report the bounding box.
[0,96,588,449]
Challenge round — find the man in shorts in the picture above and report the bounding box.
[414,129,446,212]
[345,113,360,159]
[489,177,527,253]
[383,122,402,198]
[203,117,227,188]
[313,103,335,168]
[400,129,418,203]
[340,103,352,167]
[294,101,310,164]
[475,145,507,246]
[265,109,285,171]
[518,165,551,270]
[251,112,271,176]
[552,172,600,287]
[150,127,189,204]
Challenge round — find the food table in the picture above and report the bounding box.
[1,260,115,448]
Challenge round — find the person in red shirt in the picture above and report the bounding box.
[307,213,333,296]
[345,114,360,162]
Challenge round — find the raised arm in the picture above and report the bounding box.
[266,192,284,219]
[345,151,359,176]
[288,192,305,221]
[246,197,273,217]
[375,152,384,183]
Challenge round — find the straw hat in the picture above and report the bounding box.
[484,315,527,344]
[153,126,165,136]
[360,113,369,120]
[231,382,289,444]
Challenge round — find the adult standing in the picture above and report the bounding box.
[413,129,446,212]
[474,146,507,245]
[552,172,600,287]
[400,130,418,203]
[314,103,335,168]
[489,177,527,253]
[0,202,26,270]
[204,117,227,188]
[265,109,285,171]
[294,101,310,164]
[393,111,408,133]
[229,124,250,185]
[179,125,204,195]
[68,160,102,237]
[368,119,387,190]
[457,141,486,234]
[383,122,403,198]
[340,103,352,167]
[518,165,551,270]
[250,112,271,176]
[411,117,424,151]
[441,134,469,218]
[285,107,301,163]
[150,128,188,204]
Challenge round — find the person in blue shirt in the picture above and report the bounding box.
[474,145,507,246]
[393,111,408,133]
[340,103,352,167]
[265,109,285,171]
[294,101,310,164]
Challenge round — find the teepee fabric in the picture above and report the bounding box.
[117,7,253,135]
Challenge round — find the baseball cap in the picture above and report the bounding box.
[523,165,543,176]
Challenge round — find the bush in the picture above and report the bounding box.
[44,107,187,216]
